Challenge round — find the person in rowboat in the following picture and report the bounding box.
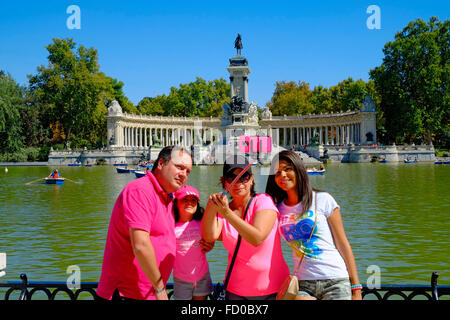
[48,169,60,178]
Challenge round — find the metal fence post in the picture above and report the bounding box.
[431,272,439,301]
[19,274,28,300]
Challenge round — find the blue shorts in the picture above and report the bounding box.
[173,270,213,300]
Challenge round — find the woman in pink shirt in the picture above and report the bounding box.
[173,185,213,300]
[202,155,289,300]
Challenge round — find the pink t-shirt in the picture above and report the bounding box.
[97,171,176,300]
[174,220,209,283]
[220,193,290,296]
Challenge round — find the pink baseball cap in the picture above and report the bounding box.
[174,185,200,201]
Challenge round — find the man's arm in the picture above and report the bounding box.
[129,228,168,300]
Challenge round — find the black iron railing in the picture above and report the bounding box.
[1,272,449,301]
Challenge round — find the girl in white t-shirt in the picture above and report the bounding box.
[265,150,362,300]
[173,185,213,300]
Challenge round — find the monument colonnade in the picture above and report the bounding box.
[106,106,376,149]
[108,113,223,149]
[261,110,374,148]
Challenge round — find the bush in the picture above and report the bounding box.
[23,147,40,161]
[435,148,450,157]
[0,146,51,162]
[0,151,27,162]
[38,146,51,161]
[52,143,65,151]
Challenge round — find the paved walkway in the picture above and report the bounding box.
[0,162,48,166]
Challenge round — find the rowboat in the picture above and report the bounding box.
[404,159,416,163]
[116,167,131,173]
[45,178,65,185]
[114,163,128,167]
[85,164,93,167]
[379,159,387,163]
[138,164,153,169]
[435,160,450,164]
[134,170,146,178]
[307,169,326,175]
[68,163,81,167]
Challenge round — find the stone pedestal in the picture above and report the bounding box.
[228,55,250,103]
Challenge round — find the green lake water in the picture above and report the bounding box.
[1,162,449,293]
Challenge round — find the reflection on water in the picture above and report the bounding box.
[0,163,449,287]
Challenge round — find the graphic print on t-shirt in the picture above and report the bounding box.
[279,210,322,259]
[176,222,201,252]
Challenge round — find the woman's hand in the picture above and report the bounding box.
[208,192,230,218]
[199,239,215,253]
[351,289,362,300]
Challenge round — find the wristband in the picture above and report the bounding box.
[154,286,166,294]
[351,284,363,291]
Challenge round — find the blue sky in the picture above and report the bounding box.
[0,1,448,107]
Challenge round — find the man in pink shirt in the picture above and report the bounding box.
[97,146,193,300]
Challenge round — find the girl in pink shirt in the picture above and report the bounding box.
[173,185,213,300]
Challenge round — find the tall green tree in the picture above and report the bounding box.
[137,95,167,115]
[370,17,449,145]
[266,81,314,116]
[310,85,333,113]
[327,78,370,112]
[108,77,137,114]
[0,71,25,153]
[28,38,129,148]
[137,77,230,117]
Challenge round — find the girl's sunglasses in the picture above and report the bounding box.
[225,172,251,184]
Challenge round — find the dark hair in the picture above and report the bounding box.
[173,198,204,222]
[151,146,192,173]
[265,150,321,216]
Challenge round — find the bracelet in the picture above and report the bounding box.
[351,284,363,291]
[154,286,166,294]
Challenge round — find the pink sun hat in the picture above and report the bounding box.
[174,185,200,201]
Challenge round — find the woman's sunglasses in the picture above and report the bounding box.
[225,172,251,184]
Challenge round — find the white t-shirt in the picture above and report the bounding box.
[278,191,349,280]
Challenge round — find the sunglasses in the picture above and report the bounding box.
[225,172,251,184]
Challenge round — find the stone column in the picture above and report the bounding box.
[337,126,341,145]
[346,125,349,145]
[289,127,294,147]
[135,127,138,147]
[330,126,334,145]
[143,128,147,148]
[129,127,132,147]
[300,127,303,146]
[139,127,142,147]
